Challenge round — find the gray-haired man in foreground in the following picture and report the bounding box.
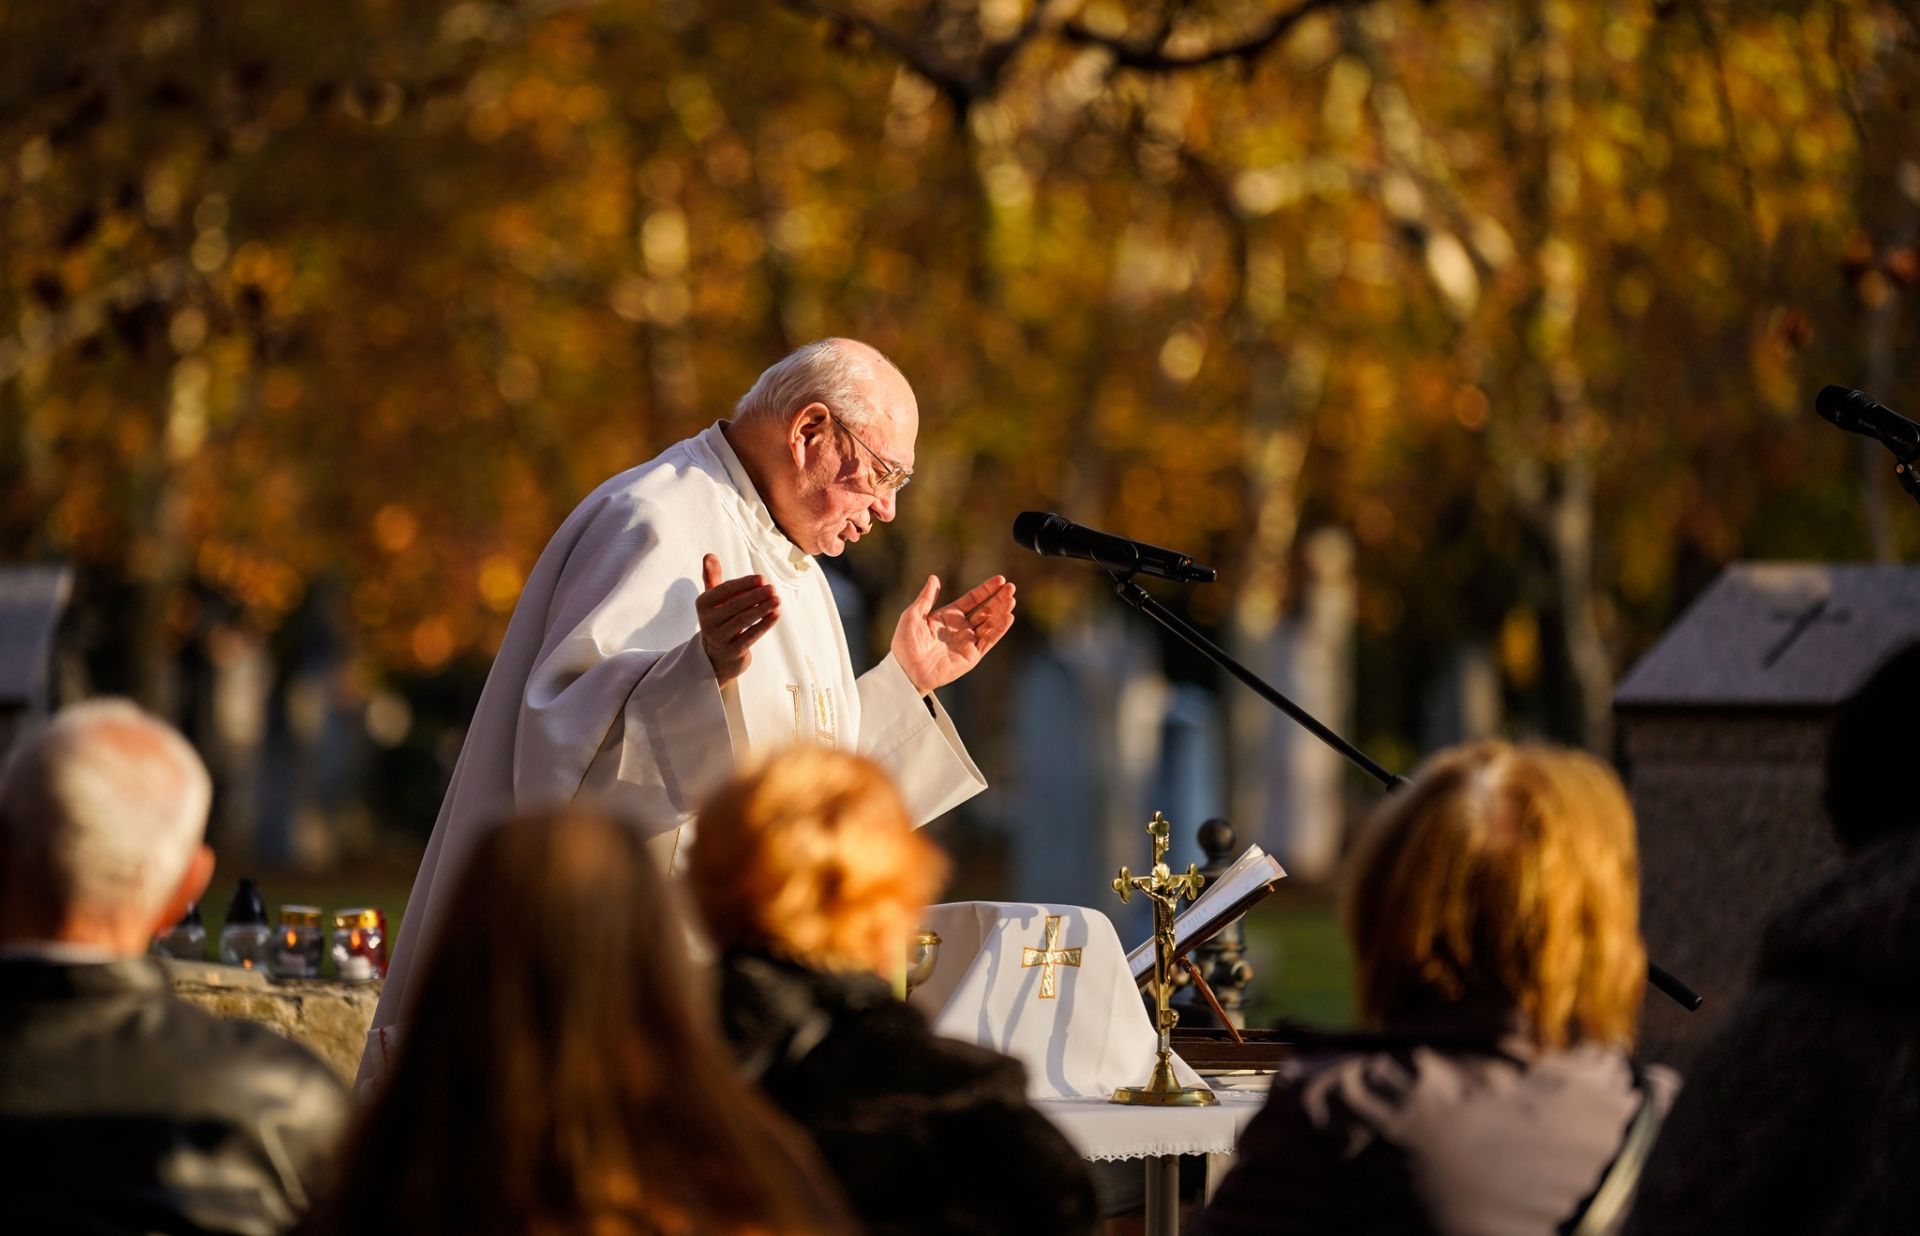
[0,700,348,1235]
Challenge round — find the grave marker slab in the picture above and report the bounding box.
[1615,562,1920,1070]
[0,564,72,753]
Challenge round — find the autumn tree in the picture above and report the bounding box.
[4,0,1917,853]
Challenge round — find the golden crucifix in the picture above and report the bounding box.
[1110,812,1216,1106]
[1021,914,1083,999]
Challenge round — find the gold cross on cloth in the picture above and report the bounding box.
[1021,914,1083,1000]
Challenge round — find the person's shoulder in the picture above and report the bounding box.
[543,435,734,557]
[1266,1044,1398,1138]
[0,980,349,1134]
[1759,827,1920,1004]
[155,997,349,1107]
[585,433,727,509]
[1272,1037,1539,1142]
[1276,1036,1413,1098]
[821,985,1032,1101]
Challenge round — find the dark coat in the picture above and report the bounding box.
[717,950,1098,1236]
[1625,827,1920,1235]
[0,957,350,1236]
[1193,1035,1673,1236]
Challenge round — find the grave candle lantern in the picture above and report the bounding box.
[273,905,325,979]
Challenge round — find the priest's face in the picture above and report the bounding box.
[780,376,918,557]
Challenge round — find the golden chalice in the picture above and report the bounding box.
[904,928,942,997]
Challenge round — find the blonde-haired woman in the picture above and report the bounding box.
[688,747,1097,1236]
[1194,741,1677,1236]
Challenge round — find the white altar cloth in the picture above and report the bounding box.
[909,901,1206,1100]
[1034,1080,1271,1161]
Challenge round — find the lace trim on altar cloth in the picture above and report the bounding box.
[1080,1142,1240,1162]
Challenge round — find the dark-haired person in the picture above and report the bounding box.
[0,700,348,1235]
[1625,641,1920,1235]
[688,746,1098,1236]
[1193,742,1676,1236]
[310,807,854,1236]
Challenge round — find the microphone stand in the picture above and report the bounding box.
[1105,570,1704,1013]
[1897,459,1920,510]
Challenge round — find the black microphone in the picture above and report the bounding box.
[1012,512,1217,583]
[1817,385,1920,463]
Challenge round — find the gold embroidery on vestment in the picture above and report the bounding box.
[1020,914,1083,1000]
[786,680,838,746]
[786,684,806,738]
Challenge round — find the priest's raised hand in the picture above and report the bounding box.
[698,553,781,685]
[893,573,1018,695]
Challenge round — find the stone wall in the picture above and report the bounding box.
[170,973,380,1084]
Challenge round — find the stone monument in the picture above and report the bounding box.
[1614,562,1920,1070]
[0,565,72,755]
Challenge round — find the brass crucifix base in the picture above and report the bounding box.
[1111,1052,1218,1107]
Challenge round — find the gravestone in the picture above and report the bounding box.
[1420,641,1501,751]
[1010,617,1168,935]
[1614,562,1920,1071]
[1011,648,1108,904]
[0,565,72,755]
[1154,683,1227,876]
[1230,528,1356,883]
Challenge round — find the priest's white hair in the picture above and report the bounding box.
[0,699,211,925]
[734,337,901,431]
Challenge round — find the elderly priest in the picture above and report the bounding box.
[359,338,1017,1088]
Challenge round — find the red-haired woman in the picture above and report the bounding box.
[688,746,1097,1236]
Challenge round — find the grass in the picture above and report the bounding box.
[1236,885,1356,1030]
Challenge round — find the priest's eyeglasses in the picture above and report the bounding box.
[829,411,913,494]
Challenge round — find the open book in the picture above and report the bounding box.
[1127,845,1288,983]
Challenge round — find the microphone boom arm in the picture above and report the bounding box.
[1103,569,1704,1013]
[1108,572,1404,791]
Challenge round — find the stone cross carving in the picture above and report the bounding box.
[1762,597,1851,669]
[1020,914,1083,1000]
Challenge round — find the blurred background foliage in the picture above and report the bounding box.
[3,0,1919,888]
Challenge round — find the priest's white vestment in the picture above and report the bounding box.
[357,423,987,1087]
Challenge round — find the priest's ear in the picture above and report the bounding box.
[787,401,833,465]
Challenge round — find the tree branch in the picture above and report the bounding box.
[1063,0,1354,72]
[977,0,1079,90]
[0,257,189,386]
[1688,1,1762,253]
[779,0,977,113]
